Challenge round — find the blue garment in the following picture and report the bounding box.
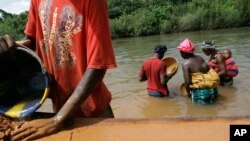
[191,88,219,104]
[148,91,164,97]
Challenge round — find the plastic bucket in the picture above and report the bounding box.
[0,47,49,119]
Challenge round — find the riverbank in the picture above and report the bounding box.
[37,116,250,141]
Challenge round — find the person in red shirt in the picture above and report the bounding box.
[139,45,171,97]
[0,0,116,140]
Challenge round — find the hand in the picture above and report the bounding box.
[11,118,62,141]
[165,74,173,83]
[0,35,16,54]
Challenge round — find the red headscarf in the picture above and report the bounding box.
[177,38,195,53]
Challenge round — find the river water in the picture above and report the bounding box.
[105,27,250,118]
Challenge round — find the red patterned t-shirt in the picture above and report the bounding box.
[25,0,116,117]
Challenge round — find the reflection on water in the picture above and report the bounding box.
[105,27,250,118]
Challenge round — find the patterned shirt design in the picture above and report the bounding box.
[39,0,83,68]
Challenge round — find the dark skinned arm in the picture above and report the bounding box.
[11,35,107,141]
[16,35,35,50]
[54,68,106,123]
[0,35,33,56]
[164,74,173,85]
[216,54,226,76]
[182,63,192,96]
[139,73,147,82]
[160,74,165,86]
[0,35,17,54]
[12,68,106,141]
[139,65,147,82]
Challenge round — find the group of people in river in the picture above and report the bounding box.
[139,38,239,104]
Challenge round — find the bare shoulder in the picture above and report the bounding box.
[195,55,205,61]
[216,53,224,62]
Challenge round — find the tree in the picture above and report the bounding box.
[0,10,28,40]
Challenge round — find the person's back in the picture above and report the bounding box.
[139,44,170,97]
[182,53,219,90]
[141,57,167,96]
[185,55,209,74]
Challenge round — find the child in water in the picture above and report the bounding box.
[207,49,238,85]
[222,49,239,78]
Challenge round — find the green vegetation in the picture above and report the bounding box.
[109,0,250,38]
[0,0,249,40]
[0,9,28,40]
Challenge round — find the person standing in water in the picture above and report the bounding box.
[201,41,228,85]
[139,45,172,97]
[177,38,219,104]
[221,49,239,85]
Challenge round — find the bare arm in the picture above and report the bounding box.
[139,65,147,82]
[182,63,192,96]
[0,35,34,55]
[12,68,106,140]
[16,35,34,50]
[216,54,226,76]
[0,35,16,54]
[160,74,165,86]
[54,68,106,124]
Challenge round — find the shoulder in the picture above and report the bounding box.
[145,58,154,62]
[143,58,153,65]
[182,60,190,68]
[196,55,205,62]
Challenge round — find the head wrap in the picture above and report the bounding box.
[201,41,216,49]
[177,38,195,53]
[154,44,167,54]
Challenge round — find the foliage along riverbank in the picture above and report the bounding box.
[0,0,249,40]
[109,0,250,39]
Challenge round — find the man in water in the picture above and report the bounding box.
[177,38,219,104]
[139,45,172,97]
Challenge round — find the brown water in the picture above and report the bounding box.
[105,27,250,118]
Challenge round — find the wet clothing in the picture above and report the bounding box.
[208,58,238,77]
[148,91,164,97]
[191,69,220,89]
[25,0,116,117]
[208,60,219,73]
[220,76,233,86]
[208,57,238,85]
[140,57,168,96]
[225,58,238,77]
[191,88,218,104]
[191,69,219,104]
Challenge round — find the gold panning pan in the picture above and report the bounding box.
[179,83,188,96]
[162,57,178,76]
